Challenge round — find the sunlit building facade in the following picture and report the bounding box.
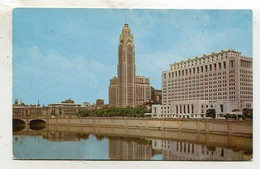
[109,23,151,108]
[152,50,253,118]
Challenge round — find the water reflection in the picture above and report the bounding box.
[13,125,252,160]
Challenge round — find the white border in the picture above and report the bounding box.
[0,1,259,169]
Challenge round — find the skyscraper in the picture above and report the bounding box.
[109,23,151,108]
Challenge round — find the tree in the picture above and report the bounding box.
[224,113,231,119]
[232,109,240,112]
[206,109,216,119]
[76,109,90,117]
[242,108,253,119]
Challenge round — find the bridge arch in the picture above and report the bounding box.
[13,118,26,132]
[29,119,47,125]
[29,119,47,130]
[13,118,27,124]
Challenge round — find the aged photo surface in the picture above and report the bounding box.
[12,8,252,160]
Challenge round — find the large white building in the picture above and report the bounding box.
[152,49,253,118]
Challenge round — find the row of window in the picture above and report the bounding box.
[164,61,233,79]
[171,51,239,70]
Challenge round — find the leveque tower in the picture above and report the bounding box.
[109,23,151,108]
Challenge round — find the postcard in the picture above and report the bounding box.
[12,8,252,160]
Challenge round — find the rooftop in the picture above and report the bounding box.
[170,49,241,66]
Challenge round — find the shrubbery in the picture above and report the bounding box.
[242,108,253,119]
[75,106,148,118]
[206,109,216,119]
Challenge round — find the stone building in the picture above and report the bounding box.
[96,99,104,109]
[42,99,81,116]
[108,23,151,108]
[152,49,253,118]
[151,87,162,104]
[82,102,94,111]
[13,99,42,117]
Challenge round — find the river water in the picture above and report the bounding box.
[13,124,252,160]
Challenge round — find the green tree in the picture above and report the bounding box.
[206,109,216,119]
[232,109,240,112]
[224,113,231,119]
[76,109,91,117]
[242,108,253,119]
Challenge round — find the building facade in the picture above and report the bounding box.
[152,50,253,118]
[42,99,81,116]
[96,99,104,109]
[13,99,42,117]
[151,87,162,104]
[109,23,151,108]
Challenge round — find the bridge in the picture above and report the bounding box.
[13,116,49,125]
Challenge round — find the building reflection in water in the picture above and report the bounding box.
[109,137,153,160]
[13,129,252,160]
[41,131,90,142]
[151,139,251,160]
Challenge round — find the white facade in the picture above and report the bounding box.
[152,50,252,118]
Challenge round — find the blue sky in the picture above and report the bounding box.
[13,9,252,105]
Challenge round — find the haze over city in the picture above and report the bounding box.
[13,9,252,105]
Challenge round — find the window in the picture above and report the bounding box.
[220,104,224,113]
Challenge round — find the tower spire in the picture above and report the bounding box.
[125,15,127,24]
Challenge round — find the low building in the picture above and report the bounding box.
[13,99,42,117]
[151,100,242,118]
[96,99,104,109]
[42,99,81,116]
[82,102,94,111]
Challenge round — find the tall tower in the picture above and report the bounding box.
[109,23,151,108]
[117,24,136,107]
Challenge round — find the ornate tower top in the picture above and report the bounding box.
[119,24,134,46]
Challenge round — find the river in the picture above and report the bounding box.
[13,123,252,160]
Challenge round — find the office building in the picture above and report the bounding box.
[152,50,253,118]
[109,23,151,108]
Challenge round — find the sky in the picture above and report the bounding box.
[13,9,252,105]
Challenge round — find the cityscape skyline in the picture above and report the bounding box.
[13,9,252,105]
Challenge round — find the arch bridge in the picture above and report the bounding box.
[13,117,49,125]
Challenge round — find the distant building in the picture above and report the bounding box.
[82,102,94,110]
[151,87,162,104]
[108,23,151,108]
[42,99,81,116]
[13,99,42,117]
[152,50,253,118]
[96,99,104,109]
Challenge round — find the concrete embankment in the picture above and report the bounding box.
[44,117,252,137]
